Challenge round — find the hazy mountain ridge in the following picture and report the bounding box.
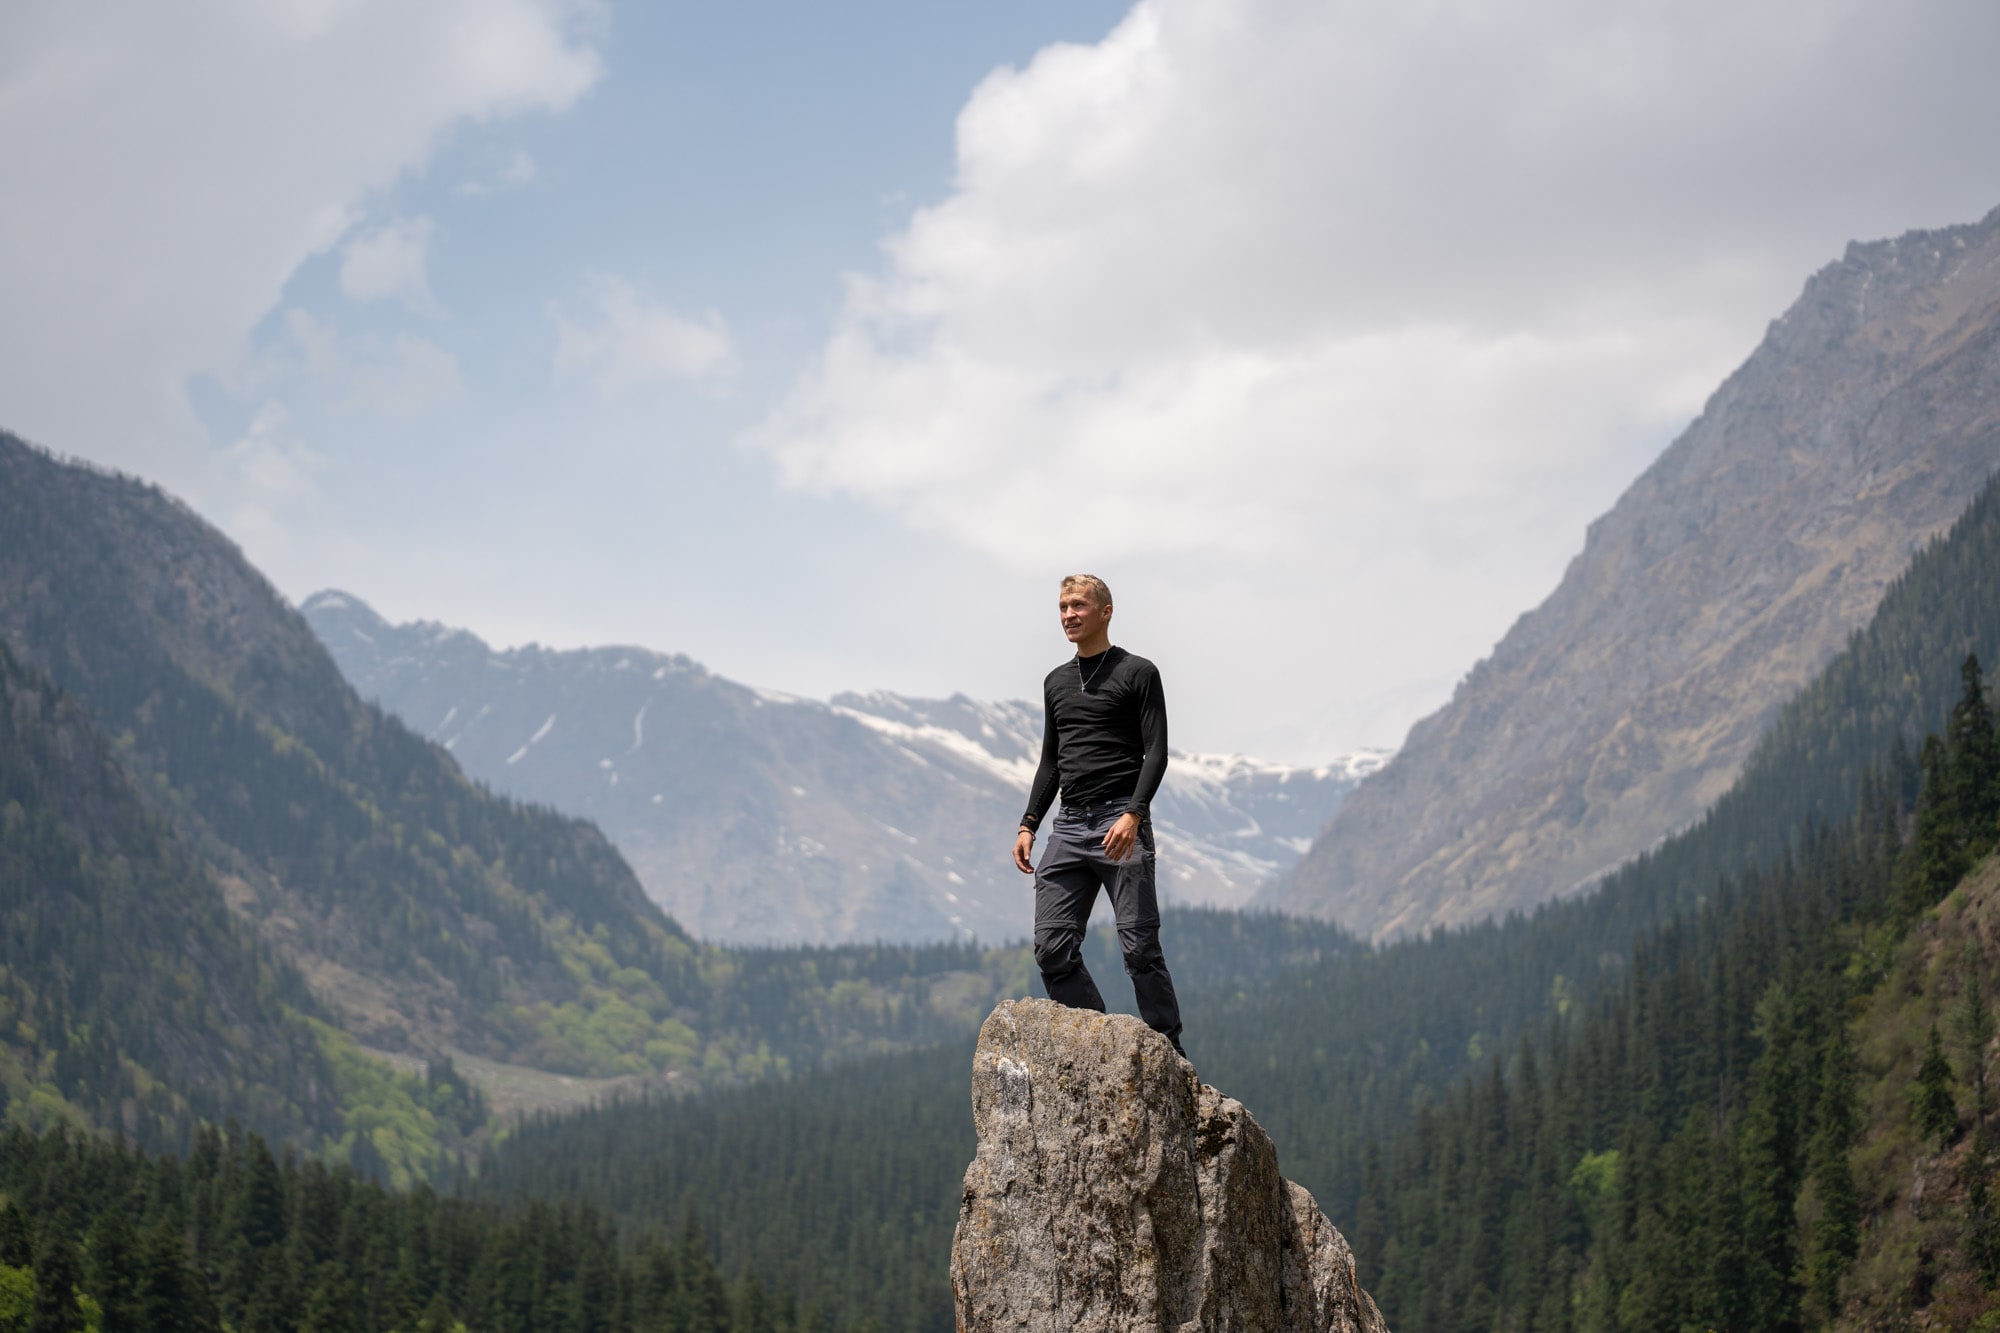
[305,591,1386,945]
[1274,205,2000,938]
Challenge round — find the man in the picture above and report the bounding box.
[1013,574,1186,1057]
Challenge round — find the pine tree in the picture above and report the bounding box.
[1353,1140,1388,1288]
[1915,735,1970,907]
[573,1219,617,1333]
[28,1229,83,1333]
[1695,1126,1749,1333]
[233,1138,287,1254]
[241,1251,299,1333]
[414,1292,458,1333]
[676,1216,731,1333]
[1803,1031,1860,1321]
[1738,992,1805,1332]
[1948,654,2000,854]
[84,1208,138,1333]
[731,1275,774,1333]
[1914,1024,1960,1147]
[300,1260,356,1333]
[135,1220,219,1333]
[383,1252,422,1333]
[0,1207,31,1271]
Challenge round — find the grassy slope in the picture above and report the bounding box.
[0,643,489,1181]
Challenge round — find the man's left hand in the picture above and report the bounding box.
[1102,812,1143,863]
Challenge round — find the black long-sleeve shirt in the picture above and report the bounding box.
[1019,646,1168,831]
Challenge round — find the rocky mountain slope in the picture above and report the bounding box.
[304,591,1384,945]
[1273,205,2000,939]
[951,998,1385,1333]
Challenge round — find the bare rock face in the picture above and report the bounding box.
[951,998,1386,1333]
[1273,205,2000,940]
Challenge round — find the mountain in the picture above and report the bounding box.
[0,639,341,1150]
[0,432,1097,1127]
[475,470,2000,1327]
[0,426,1377,1164]
[302,591,1384,945]
[472,466,2000,1320]
[0,433,708,1080]
[1272,205,2000,939]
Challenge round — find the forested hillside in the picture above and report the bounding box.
[0,427,1359,1170]
[0,433,1031,1146]
[0,434,706,1079]
[1355,659,2000,1332]
[6,403,1999,1330]
[0,415,1364,1172]
[482,475,2000,1330]
[0,1123,865,1333]
[483,1043,972,1332]
[0,641,339,1149]
[1204,474,2000,1214]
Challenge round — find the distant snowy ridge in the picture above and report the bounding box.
[302,589,1389,945]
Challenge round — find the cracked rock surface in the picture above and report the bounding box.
[951,998,1387,1333]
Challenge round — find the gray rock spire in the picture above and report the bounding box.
[951,998,1387,1332]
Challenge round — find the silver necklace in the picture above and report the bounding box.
[1077,649,1111,693]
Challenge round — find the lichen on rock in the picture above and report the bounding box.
[951,998,1387,1333]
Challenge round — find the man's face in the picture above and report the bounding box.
[1058,588,1112,644]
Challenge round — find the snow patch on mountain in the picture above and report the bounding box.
[302,588,1392,942]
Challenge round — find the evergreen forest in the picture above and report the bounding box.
[6,436,2000,1330]
[0,1122,861,1333]
[475,474,2000,1330]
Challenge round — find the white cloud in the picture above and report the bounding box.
[273,309,463,419]
[210,400,322,559]
[458,149,538,196]
[554,275,736,389]
[500,151,538,186]
[340,217,438,312]
[751,0,2000,752]
[0,0,598,480]
[224,401,319,503]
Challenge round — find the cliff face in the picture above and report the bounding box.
[951,998,1386,1333]
[1273,207,2000,939]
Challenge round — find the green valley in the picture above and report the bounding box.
[4,396,2000,1330]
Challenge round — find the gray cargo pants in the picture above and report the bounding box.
[1032,802,1185,1054]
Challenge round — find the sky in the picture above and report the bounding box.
[5,0,2000,764]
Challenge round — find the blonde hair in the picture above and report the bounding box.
[1060,574,1113,608]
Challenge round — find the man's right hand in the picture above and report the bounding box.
[1013,827,1036,875]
